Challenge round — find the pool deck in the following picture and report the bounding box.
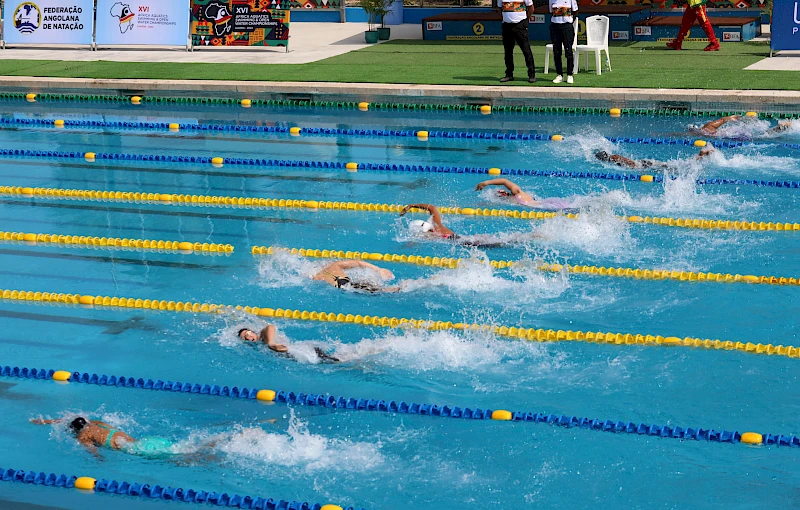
[2,76,800,107]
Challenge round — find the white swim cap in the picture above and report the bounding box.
[409,219,434,233]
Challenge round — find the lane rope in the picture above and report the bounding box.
[253,246,799,287]
[0,366,783,448]
[6,92,800,122]
[0,465,356,510]
[0,287,795,360]
[2,185,797,234]
[0,230,233,254]
[0,147,797,189]
[10,115,798,153]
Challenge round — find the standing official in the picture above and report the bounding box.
[498,0,536,83]
[549,0,578,84]
[666,0,720,52]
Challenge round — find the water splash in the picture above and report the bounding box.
[204,410,383,473]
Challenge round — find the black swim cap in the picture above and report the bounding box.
[237,328,251,338]
[595,151,610,162]
[69,417,87,434]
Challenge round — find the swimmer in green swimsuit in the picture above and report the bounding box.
[31,416,175,458]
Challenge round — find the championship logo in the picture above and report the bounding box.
[203,2,233,36]
[14,3,41,34]
[110,2,135,33]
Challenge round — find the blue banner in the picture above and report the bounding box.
[771,0,800,51]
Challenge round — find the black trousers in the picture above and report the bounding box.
[550,22,575,76]
[502,19,535,78]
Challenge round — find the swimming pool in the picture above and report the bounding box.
[0,97,799,509]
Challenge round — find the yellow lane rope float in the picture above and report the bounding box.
[1,185,797,234]
[0,287,795,360]
[0,231,233,254]
[252,246,798,287]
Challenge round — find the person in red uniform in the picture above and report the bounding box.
[666,0,719,52]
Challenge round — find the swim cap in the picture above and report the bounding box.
[409,220,434,233]
[595,151,610,162]
[69,417,87,434]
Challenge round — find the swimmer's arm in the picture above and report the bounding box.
[259,324,287,353]
[702,115,740,131]
[475,178,522,195]
[331,260,394,279]
[30,418,61,425]
[401,203,446,228]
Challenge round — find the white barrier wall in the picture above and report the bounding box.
[3,0,95,45]
[95,0,190,47]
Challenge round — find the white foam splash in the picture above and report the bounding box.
[328,327,554,373]
[203,410,383,473]
[531,205,633,257]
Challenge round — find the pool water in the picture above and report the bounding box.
[1,101,800,509]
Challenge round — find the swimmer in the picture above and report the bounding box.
[237,326,340,363]
[313,260,400,294]
[400,203,512,248]
[594,151,669,170]
[31,416,178,458]
[689,115,742,136]
[767,120,793,134]
[689,116,792,138]
[474,178,573,210]
[696,146,716,159]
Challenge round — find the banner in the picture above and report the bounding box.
[772,1,800,51]
[191,0,289,48]
[95,0,191,46]
[3,0,94,45]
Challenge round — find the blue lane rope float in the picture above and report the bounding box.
[0,366,785,449]
[6,116,800,152]
[0,467,358,510]
[0,148,797,189]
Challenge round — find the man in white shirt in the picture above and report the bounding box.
[549,0,578,84]
[498,0,536,83]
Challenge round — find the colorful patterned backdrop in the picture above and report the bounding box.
[191,0,289,47]
[576,0,768,7]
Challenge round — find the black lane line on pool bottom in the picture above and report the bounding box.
[0,200,312,225]
[0,248,222,271]
[0,268,154,288]
[0,310,154,335]
[2,159,427,189]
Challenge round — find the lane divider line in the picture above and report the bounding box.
[0,230,234,254]
[0,287,795,360]
[0,465,356,510]
[0,148,796,189]
[2,185,796,234]
[0,366,783,448]
[253,246,799,287]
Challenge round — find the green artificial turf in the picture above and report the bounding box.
[0,40,792,90]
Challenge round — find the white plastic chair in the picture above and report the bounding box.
[575,15,611,75]
[544,19,578,75]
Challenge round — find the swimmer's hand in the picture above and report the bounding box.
[269,343,289,353]
[475,182,488,191]
[377,268,394,280]
[399,205,411,216]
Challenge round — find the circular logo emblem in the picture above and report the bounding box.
[473,22,485,36]
[14,3,41,34]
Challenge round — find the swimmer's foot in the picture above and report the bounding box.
[666,40,681,50]
[704,42,720,52]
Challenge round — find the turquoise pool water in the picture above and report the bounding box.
[1,101,800,509]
